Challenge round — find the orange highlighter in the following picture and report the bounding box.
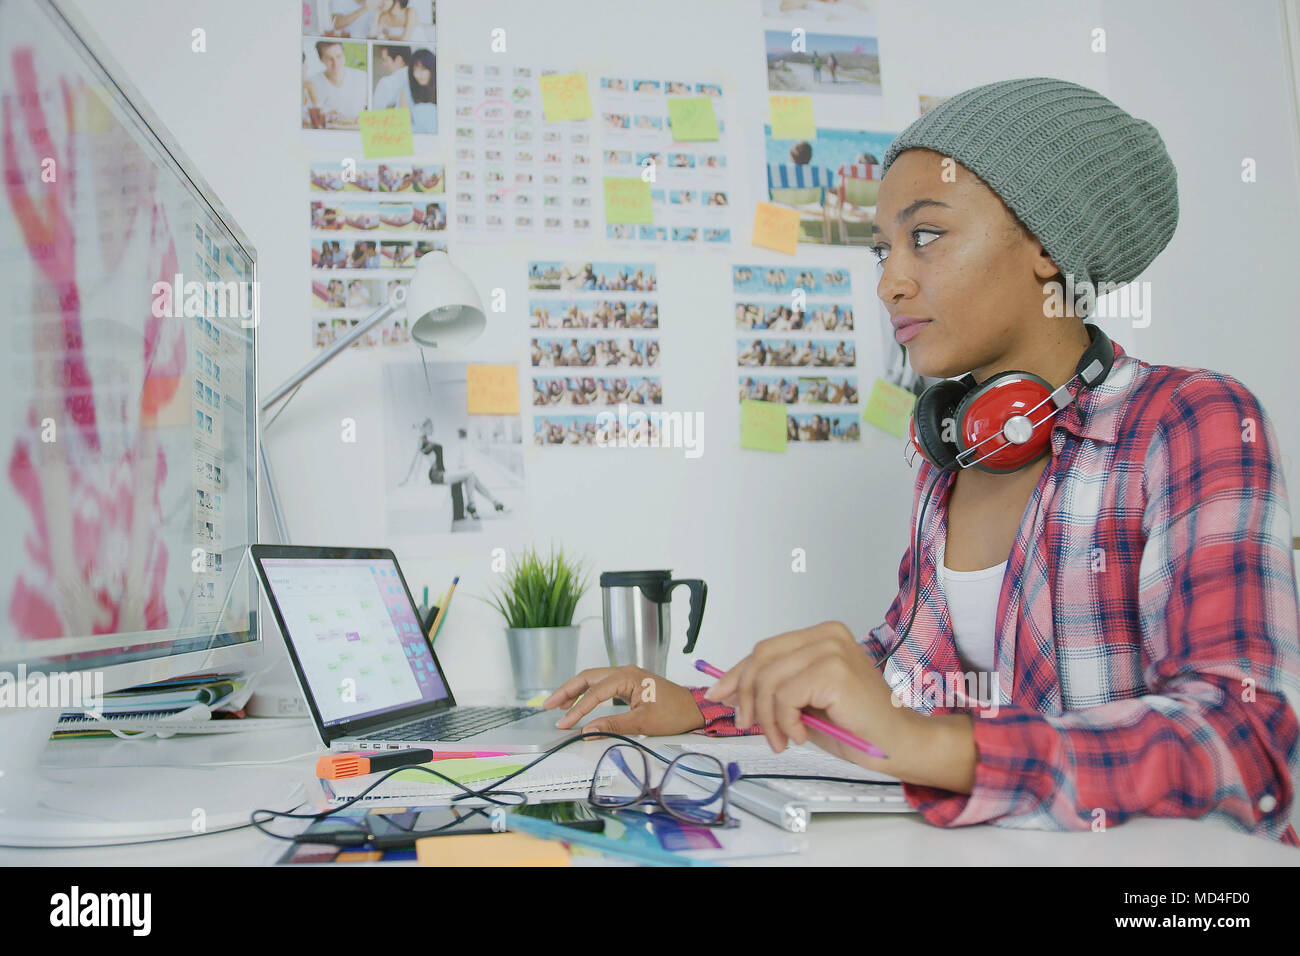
[316,749,511,780]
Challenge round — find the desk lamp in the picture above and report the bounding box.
[259,251,486,541]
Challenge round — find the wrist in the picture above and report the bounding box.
[891,709,977,793]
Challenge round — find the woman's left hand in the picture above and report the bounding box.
[703,620,920,773]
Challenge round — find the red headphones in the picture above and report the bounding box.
[907,324,1115,474]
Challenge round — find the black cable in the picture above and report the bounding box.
[250,731,674,844]
[739,774,900,787]
[874,469,944,671]
[251,730,906,846]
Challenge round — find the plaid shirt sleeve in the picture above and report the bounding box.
[903,374,1300,843]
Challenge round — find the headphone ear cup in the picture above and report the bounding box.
[911,378,972,471]
[953,370,1052,473]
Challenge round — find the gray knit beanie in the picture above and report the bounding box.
[881,77,1178,316]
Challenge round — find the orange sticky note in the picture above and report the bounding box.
[768,95,816,140]
[416,832,570,867]
[751,202,800,254]
[740,399,787,452]
[539,73,592,121]
[466,364,520,414]
[359,107,414,158]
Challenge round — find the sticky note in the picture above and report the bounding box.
[467,364,520,414]
[751,201,801,254]
[388,759,524,784]
[862,377,918,438]
[768,95,816,140]
[741,399,787,452]
[416,832,570,867]
[539,73,592,121]
[358,107,414,158]
[667,97,719,141]
[604,177,653,224]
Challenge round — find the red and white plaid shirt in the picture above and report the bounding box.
[693,339,1300,845]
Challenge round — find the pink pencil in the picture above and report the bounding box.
[694,659,888,760]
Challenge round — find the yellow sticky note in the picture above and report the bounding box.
[416,832,570,867]
[539,73,592,121]
[751,202,801,254]
[862,377,917,438]
[741,399,787,452]
[768,95,816,140]
[604,177,653,224]
[358,107,414,158]
[667,97,718,141]
[467,364,520,414]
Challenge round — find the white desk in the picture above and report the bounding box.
[1,720,1296,866]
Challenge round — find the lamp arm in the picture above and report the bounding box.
[261,301,398,413]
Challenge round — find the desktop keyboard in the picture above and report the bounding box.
[385,706,542,741]
[663,740,911,830]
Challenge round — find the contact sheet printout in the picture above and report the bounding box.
[452,63,597,240]
[528,260,663,446]
[598,76,736,248]
[308,158,447,349]
[734,264,861,442]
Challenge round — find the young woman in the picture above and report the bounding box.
[375,0,417,40]
[546,77,1300,844]
[402,48,437,134]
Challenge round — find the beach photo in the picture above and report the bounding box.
[765,31,880,96]
[532,375,664,407]
[531,338,660,369]
[762,124,896,244]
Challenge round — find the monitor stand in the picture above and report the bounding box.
[0,706,307,848]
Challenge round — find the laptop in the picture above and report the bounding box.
[251,545,605,753]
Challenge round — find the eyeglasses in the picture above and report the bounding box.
[589,744,741,828]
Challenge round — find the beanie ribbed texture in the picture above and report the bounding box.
[881,77,1178,315]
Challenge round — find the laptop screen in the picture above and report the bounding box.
[259,556,450,726]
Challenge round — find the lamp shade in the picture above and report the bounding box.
[405,251,486,349]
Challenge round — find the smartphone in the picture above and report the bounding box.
[512,800,606,832]
[365,806,499,849]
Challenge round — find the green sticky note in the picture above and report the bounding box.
[603,177,653,224]
[667,97,718,141]
[358,107,414,158]
[862,377,917,438]
[388,760,525,785]
[741,399,787,452]
[768,95,816,140]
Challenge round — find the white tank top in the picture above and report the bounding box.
[937,543,1007,676]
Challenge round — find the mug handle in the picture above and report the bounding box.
[667,579,708,654]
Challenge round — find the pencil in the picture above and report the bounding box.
[427,576,459,645]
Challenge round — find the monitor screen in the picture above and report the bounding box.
[257,557,450,726]
[0,0,258,671]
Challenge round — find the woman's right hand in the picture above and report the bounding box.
[543,666,706,737]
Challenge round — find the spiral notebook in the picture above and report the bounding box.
[321,754,611,805]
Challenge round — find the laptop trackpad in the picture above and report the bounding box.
[461,701,629,751]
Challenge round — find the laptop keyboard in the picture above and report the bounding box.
[384,706,543,742]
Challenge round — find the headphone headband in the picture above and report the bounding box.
[1074,323,1114,387]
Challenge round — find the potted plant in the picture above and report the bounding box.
[484,545,591,700]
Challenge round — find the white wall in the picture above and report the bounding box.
[67,0,1300,701]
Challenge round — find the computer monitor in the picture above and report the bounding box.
[0,0,275,844]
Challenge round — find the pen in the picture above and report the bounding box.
[694,658,888,759]
[501,811,718,867]
[426,576,458,645]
